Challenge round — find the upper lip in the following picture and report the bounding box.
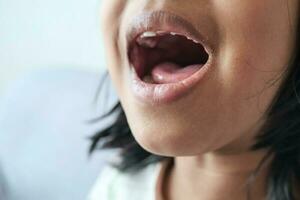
[126,10,213,57]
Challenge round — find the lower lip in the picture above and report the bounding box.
[130,62,211,105]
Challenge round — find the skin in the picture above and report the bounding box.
[100,0,299,199]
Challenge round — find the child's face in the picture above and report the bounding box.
[101,0,298,156]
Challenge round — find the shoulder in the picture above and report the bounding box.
[88,162,162,200]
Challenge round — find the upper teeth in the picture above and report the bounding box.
[139,31,201,44]
[140,31,157,38]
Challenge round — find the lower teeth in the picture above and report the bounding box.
[142,75,156,83]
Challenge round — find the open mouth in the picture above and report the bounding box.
[128,31,209,84]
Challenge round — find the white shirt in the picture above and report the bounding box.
[88,162,163,200]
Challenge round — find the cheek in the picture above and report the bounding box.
[214,0,294,65]
[213,0,294,104]
[100,0,128,96]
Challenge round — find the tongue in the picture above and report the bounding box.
[150,62,201,84]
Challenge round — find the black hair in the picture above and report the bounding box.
[89,10,300,200]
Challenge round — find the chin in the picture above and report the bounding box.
[126,115,218,157]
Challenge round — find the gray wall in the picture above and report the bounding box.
[0,0,106,93]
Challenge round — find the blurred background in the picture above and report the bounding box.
[0,0,118,200]
[0,0,106,93]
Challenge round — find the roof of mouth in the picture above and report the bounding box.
[129,31,209,78]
